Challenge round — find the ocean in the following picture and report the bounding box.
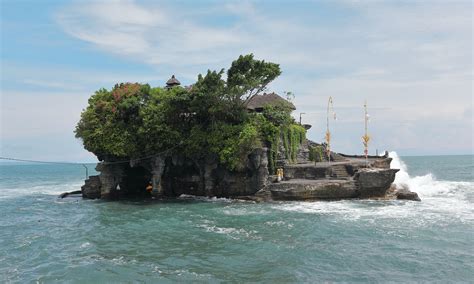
[0,153,473,282]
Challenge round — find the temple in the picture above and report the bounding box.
[165,75,181,88]
[79,75,420,202]
[245,92,295,113]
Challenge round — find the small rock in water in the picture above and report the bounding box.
[396,191,421,201]
[392,183,421,201]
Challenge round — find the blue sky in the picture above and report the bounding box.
[1,0,472,162]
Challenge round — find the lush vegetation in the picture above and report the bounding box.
[309,145,325,162]
[75,54,305,171]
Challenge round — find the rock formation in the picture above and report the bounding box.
[386,184,421,201]
[81,139,420,202]
[82,148,269,199]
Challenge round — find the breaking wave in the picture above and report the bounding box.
[389,152,472,198]
[0,182,84,199]
[272,153,474,224]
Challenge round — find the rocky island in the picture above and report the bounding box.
[76,54,419,202]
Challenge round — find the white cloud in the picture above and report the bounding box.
[56,0,157,57]
[32,0,474,155]
[56,0,247,66]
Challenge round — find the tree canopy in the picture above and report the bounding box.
[75,54,304,170]
[227,54,281,103]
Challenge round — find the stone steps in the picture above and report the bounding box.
[330,165,350,178]
[283,164,327,180]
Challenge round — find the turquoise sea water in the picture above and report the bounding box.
[1,154,473,282]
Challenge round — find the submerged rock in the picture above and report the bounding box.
[396,191,421,201]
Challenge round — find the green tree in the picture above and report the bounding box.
[75,83,151,159]
[227,54,281,104]
[139,86,187,155]
[75,54,303,171]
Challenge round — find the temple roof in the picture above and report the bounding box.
[166,75,181,87]
[245,92,296,111]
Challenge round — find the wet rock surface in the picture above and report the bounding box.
[396,191,421,201]
[387,184,421,201]
[355,168,399,198]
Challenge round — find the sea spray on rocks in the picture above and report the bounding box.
[389,152,472,199]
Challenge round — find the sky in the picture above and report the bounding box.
[1,0,472,162]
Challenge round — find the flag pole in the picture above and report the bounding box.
[363,100,370,167]
[326,96,336,164]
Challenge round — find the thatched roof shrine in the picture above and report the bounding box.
[245,92,296,112]
[166,75,181,88]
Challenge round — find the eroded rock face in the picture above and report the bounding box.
[166,148,269,197]
[80,139,419,202]
[372,158,392,169]
[355,168,399,198]
[84,148,269,199]
[268,179,358,201]
[96,163,127,199]
[81,175,101,199]
[138,156,166,196]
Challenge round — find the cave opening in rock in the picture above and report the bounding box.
[162,160,201,197]
[119,166,153,198]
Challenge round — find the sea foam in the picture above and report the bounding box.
[0,182,84,199]
[389,151,473,198]
[273,153,474,224]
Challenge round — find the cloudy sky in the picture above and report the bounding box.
[1,0,472,162]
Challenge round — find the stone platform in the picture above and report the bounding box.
[241,156,420,202]
[267,179,358,200]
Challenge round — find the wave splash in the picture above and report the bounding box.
[273,153,473,223]
[389,151,472,198]
[0,182,84,200]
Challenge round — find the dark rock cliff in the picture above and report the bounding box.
[83,148,268,199]
[82,139,420,201]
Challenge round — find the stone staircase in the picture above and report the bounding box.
[330,165,350,179]
[283,164,327,180]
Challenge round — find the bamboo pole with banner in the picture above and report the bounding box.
[326,96,336,163]
[362,100,370,166]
